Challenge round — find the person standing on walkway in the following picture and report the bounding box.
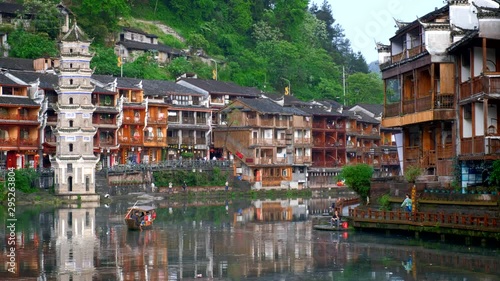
[225,181,229,192]
[401,194,412,213]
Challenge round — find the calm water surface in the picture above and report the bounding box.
[0,198,499,281]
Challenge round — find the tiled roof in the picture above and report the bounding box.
[0,96,38,106]
[178,78,261,97]
[345,110,380,124]
[0,72,25,85]
[62,23,90,42]
[355,103,383,116]
[91,75,142,89]
[122,27,157,38]
[93,85,115,94]
[142,79,201,97]
[7,70,58,88]
[0,2,30,14]
[118,40,181,55]
[236,98,309,116]
[0,57,34,71]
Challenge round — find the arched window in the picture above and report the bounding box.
[69,79,73,85]
[70,63,73,68]
[68,176,73,191]
[69,143,73,152]
[69,120,73,127]
[69,97,73,104]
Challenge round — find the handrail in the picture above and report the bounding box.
[348,208,499,230]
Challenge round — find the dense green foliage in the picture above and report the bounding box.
[404,165,422,183]
[14,168,39,193]
[488,159,500,187]
[7,0,383,103]
[153,167,230,187]
[339,163,373,202]
[7,29,58,58]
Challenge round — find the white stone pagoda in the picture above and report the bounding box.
[51,23,99,201]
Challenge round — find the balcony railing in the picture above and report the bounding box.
[294,156,311,164]
[385,103,400,118]
[460,137,485,155]
[119,136,142,144]
[167,137,180,144]
[0,114,38,122]
[460,76,500,100]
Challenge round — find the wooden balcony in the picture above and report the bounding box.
[181,137,194,145]
[459,76,500,100]
[0,114,38,122]
[294,156,311,164]
[391,45,425,64]
[385,103,400,118]
[0,137,38,147]
[251,138,277,146]
[294,137,311,145]
[385,94,455,118]
[119,136,142,145]
[167,137,180,144]
[123,114,144,125]
[460,137,485,155]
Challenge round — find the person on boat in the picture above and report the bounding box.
[139,212,146,231]
[331,210,340,228]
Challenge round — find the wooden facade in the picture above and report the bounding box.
[380,6,457,178]
[0,74,41,169]
[213,98,311,188]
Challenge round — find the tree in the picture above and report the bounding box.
[7,29,58,59]
[70,0,130,44]
[90,45,121,76]
[339,164,373,203]
[24,0,61,39]
[346,72,384,105]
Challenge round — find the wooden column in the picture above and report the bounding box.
[482,37,487,73]
[430,63,435,110]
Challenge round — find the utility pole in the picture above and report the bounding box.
[343,66,346,105]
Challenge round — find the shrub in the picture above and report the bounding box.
[404,165,422,183]
[378,194,391,211]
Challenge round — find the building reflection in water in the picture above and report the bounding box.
[1,199,499,280]
[54,203,98,281]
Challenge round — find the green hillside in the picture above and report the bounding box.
[4,0,383,104]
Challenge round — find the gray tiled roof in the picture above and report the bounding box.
[355,103,383,116]
[178,78,261,97]
[122,27,158,38]
[0,57,34,71]
[0,72,24,85]
[118,40,180,55]
[7,70,58,88]
[0,96,38,106]
[236,98,309,116]
[142,79,201,97]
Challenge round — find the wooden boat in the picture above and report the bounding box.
[124,205,157,230]
[313,221,349,231]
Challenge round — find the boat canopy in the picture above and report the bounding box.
[128,205,156,212]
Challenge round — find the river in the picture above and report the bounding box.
[0,197,499,281]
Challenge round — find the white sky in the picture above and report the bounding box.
[311,0,445,63]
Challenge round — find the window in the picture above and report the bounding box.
[69,97,73,104]
[67,163,73,172]
[69,79,73,85]
[69,143,73,152]
[20,128,29,139]
[69,120,73,127]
